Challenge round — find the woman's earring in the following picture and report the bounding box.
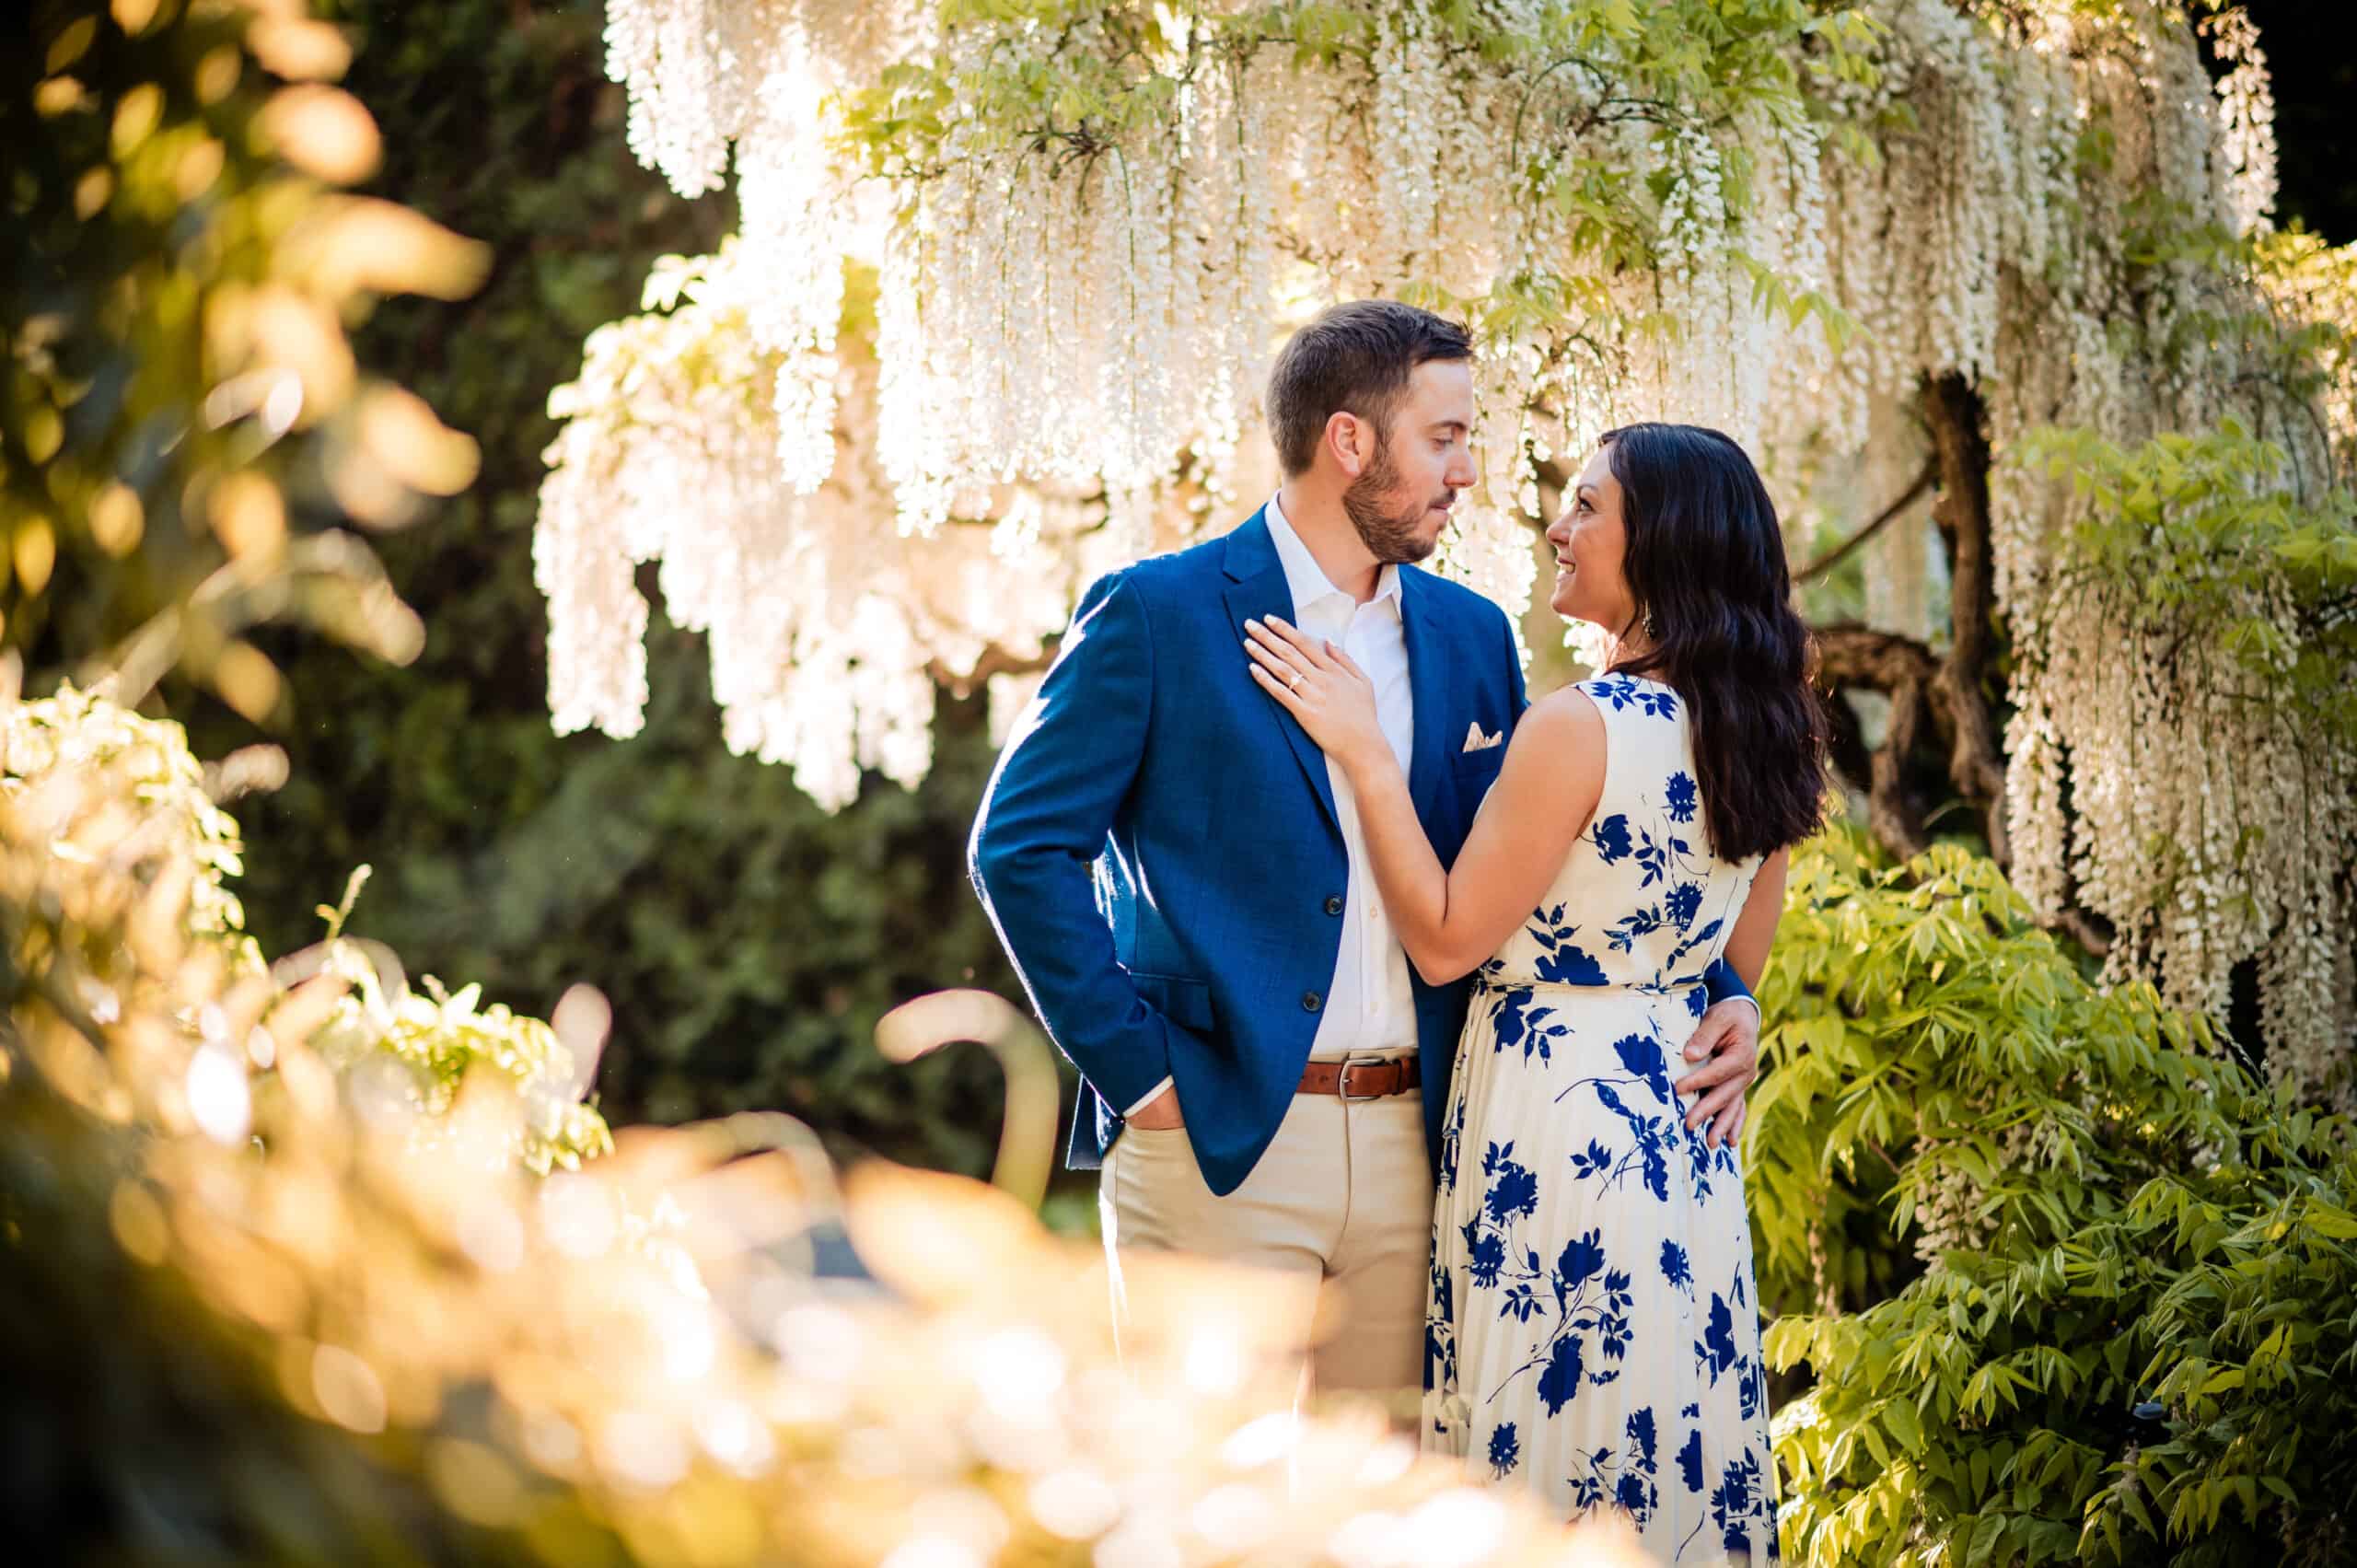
[1642,607,1657,639]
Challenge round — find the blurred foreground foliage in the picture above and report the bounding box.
[7,681,1624,1567]
[1,680,610,1172]
[156,0,1028,1176]
[4,0,482,705]
[1751,833,2357,1565]
[1,5,1637,1564]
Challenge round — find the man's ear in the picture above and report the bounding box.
[1323,410,1370,479]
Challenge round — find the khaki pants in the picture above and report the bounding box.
[1099,1085,1432,1404]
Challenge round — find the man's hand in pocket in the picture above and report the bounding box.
[1127,1084,1185,1131]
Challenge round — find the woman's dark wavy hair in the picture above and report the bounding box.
[1596,422,1828,864]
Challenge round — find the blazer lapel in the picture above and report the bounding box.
[1399,566,1454,840]
[1223,511,1341,840]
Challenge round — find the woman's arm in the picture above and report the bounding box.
[1353,693,1605,982]
[1719,848,1788,992]
[1244,616,1604,985]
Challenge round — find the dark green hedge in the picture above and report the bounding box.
[178,0,1028,1177]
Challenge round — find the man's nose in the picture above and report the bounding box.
[1445,447,1477,489]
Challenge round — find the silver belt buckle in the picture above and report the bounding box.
[1338,1053,1390,1101]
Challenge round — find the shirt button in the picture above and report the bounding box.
[1302,991,1323,1013]
[1324,895,1343,916]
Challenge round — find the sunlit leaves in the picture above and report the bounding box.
[1753,830,2354,1565]
[4,1,483,710]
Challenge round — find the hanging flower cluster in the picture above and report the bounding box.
[557,0,1854,782]
[552,1,2356,1078]
[539,244,1174,807]
[1805,1,2351,1088]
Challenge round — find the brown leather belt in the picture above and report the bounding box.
[1296,1057,1422,1099]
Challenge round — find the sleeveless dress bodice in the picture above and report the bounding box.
[1480,671,1759,1001]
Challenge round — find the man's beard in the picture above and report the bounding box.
[1343,434,1447,564]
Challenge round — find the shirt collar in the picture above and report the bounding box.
[1264,490,1402,618]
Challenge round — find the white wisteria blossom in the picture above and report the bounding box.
[560,0,1849,779]
[544,0,2357,1087]
[538,244,1192,808]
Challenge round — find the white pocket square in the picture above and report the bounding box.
[1462,722,1504,753]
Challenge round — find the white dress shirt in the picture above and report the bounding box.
[1125,493,1419,1117]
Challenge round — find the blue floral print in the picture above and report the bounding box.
[1666,771,1699,822]
[1591,814,1633,864]
[1489,988,1567,1062]
[1525,902,1608,987]
[1633,828,1671,889]
[1591,674,1679,718]
[1484,1143,1540,1223]
[1606,902,1665,952]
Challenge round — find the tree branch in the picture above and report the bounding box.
[2055,906,2116,959]
[928,645,1051,698]
[1922,372,2012,867]
[1812,623,1940,857]
[1811,623,1942,690]
[1795,457,1938,583]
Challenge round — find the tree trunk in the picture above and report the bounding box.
[1921,372,2012,867]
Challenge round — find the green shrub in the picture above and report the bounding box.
[305,869,613,1175]
[1755,834,2355,1565]
[4,681,612,1174]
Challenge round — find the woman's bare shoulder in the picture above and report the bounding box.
[1513,682,1606,754]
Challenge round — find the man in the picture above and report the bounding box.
[968,300,1760,1402]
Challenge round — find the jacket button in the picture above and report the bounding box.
[1323,895,1343,916]
[1302,991,1322,1012]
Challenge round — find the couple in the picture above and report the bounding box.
[969,301,1823,1562]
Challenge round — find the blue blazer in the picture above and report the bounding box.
[968,509,1746,1197]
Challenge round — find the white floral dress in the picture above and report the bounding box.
[1423,673,1778,1563]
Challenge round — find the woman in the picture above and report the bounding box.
[1244,423,1824,1562]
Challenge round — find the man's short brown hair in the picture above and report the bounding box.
[1265,300,1473,476]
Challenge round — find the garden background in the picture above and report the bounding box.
[180,0,2357,1179]
[7,1,2357,1563]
